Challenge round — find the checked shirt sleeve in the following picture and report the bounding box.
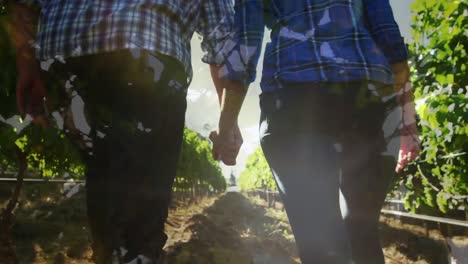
[219,0,266,85]
[197,0,235,65]
[363,0,408,64]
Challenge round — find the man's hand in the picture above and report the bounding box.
[210,122,243,166]
[392,61,420,173]
[208,66,247,166]
[9,3,48,127]
[396,123,420,173]
[211,98,244,166]
[16,58,48,127]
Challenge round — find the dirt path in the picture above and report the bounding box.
[243,193,468,264]
[7,186,299,264]
[4,183,467,264]
[165,192,299,264]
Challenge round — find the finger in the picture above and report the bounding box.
[212,143,221,161]
[406,153,412,161]
[210,132,222,160]
[395,160,406,174]
[409,150,419,162]
[222,157,236,166]
[222,148,241,161]
[209,131,218,144]
[396,150,408,173]
[222,158,236,166]
[212,146,221,161]
[218,145,238,163]
[212,150,220,161]
[395,164,402,174]
[229,137,243,149]
[222,150,238,161]
[223,144,240,154]
[397,149,406,161]
[402,152,411,163]
[221,149,239,165]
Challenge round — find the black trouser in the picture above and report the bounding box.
[259,82,401,264]
[47,50,188,263]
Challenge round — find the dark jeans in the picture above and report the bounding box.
[46,50,188,263]
[259,82,401,264]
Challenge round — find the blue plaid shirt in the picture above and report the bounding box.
[220,0,409,92]
[18,0,234,82]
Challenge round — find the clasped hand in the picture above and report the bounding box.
[210,121,243,166]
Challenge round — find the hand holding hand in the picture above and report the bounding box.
[210,121,243,166]
[208,67,246,166]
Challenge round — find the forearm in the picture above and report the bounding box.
[219,81,247,131]
[210,64,247,113]
[210,64,225,105]
[7,2,39,62]
[391,61,413,100]
[209,66,246,166]
[391,61,417,129]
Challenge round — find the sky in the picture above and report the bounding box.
[185,0,415,178]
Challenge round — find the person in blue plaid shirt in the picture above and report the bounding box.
[7,0,244,263]
[215,0,421,263]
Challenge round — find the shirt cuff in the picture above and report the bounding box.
[381,36,409,64]
[17,0,41,4]
[201,53,221,65]
[219,63,256,86]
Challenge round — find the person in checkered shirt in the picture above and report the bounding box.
[6,0,244,263]
[216,0,421,263]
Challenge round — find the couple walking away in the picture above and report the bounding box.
[8,0,419,263]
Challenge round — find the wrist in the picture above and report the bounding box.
[391,61,410,86]
[398,93,415,105]
[391,61,409,73]
[394,80,414,106]
[219,114,237,133]
[401,123,419,139]
[219,113,237,127]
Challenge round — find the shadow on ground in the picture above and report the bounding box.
[1,183,92,264]
[379,216,450,264]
